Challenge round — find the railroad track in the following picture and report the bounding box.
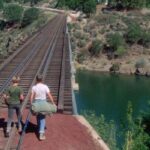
[0,14,73,150]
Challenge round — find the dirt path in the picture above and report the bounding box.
[21,113,104,150]
[0,108,109,150]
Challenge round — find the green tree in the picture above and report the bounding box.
[146,0,150,7]
[56,0,96,15]
[3,0,12,3]
[82,0,96,15]
[67,0,79,10]
[21,7,39,27]
[110,0,150,8]
[0,0,3,10]
[3,4,23,22]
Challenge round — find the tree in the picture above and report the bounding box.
[56,0,97,15]
[21,7,39,27]
[82,0,96,16]
[0,0,3,10]
[3,4,23,23]
[67,0,79,10]
[109,0,150,8]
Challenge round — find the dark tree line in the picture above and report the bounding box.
[56,0,97,15]
[55,0,150,15]
[108,0,150,8]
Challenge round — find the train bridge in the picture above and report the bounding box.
[0,14,109,150]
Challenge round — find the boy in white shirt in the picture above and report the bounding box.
[30,74,55,140]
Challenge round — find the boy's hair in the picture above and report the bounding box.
[12,76,20,83]
[36,74,43,82]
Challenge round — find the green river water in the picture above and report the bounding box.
[75,70,150,125]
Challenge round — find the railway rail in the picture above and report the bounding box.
[0,14,73,150]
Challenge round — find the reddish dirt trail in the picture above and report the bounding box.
[0,109,102,150]
[21,113,101,150]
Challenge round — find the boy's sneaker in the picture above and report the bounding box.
[39,133,46,140]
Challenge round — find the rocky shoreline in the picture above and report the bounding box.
[75,53,150,77]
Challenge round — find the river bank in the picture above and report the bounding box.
[75,51,150,76]
[68,8,150,76]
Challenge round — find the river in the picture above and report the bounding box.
[75,70,150,124]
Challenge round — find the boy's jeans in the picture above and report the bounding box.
[7,104,21,132]
[35,99,46,133]
[37,114,45,133]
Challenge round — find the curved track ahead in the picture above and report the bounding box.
[0,14,73,150]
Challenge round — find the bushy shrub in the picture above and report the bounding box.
[21,7,39,27]
[135,59,146,69]
[122,16,133,26]
[143,13,150,22]
[99,28,105,34]
[83,33,90,41]
[95,14,117,25]
[125,23,143,44]
[139,31,150,48]
[76,52,86,64]
[83,25,91,33]
[123,101,150,150]
[77,40,86,48]
[109,63,120,72]
[107,33,126,52]
[73,30,82,39]
[34,13,47,28]
[91,30,97,37]
[3,4,23,22]
[115,46,126,57]
[89,39,103,56]
[49,0,57,8]
[83,111,118,150]
[73,23,81,30]
[71,41,76,51]
[67,23,73,32]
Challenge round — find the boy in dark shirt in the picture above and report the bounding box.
[3,76,24,137]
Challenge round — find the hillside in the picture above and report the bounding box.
[0,0,56,63]
[0,0,150,76]
[68,6,150,76]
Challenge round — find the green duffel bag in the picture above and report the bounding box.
[31,100,57,115]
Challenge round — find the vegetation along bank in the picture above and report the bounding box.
[0,0,55,64]
[66,0,150,76]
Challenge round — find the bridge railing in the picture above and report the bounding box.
[66,24,78,115]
